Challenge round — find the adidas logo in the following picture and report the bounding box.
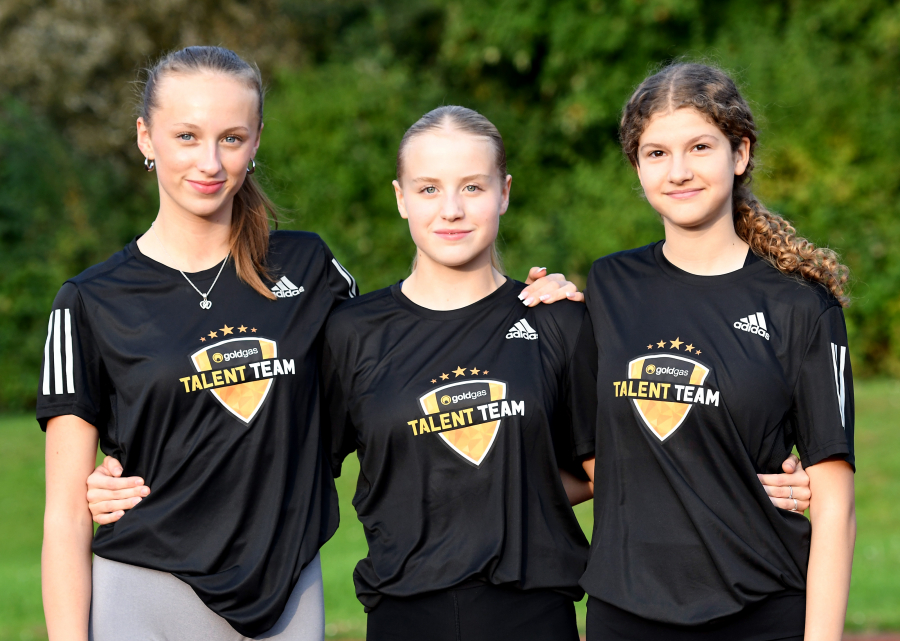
[271,276,304,298]
[506,319,538,340]
[733,311,770,340]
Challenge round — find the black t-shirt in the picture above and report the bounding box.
[36,231,357,637]
[575,242,855,625]
[322,279,597,609]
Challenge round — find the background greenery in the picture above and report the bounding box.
[1,0,898,637]
[2,381,899,639]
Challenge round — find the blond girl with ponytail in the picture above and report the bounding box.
[576,63,856,641]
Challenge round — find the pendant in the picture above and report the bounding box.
[200,297,212,310]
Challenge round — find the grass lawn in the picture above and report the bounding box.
[2,379,898,640]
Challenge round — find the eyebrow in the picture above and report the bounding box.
[170,122,251,133]
[410,174,493,183]
[639,134,717,153]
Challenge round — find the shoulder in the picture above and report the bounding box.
[530,296,588,336]
[58,245,137,300]
[588,243,657,279]
[756,261,844,318]
[326,287,396,334]
[268,230,329,259]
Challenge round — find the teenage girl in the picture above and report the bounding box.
[83,102,813,640]
[576,63,856,641]
[38,47,572,641]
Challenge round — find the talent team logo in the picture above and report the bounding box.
[404,370,525,466]
[612,340,721,442]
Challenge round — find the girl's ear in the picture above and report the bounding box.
[137,117,154,160]
[734,137,751,176]
[393,180,409,219]
[499,174,512,216]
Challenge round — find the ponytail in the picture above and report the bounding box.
[231,175,278,300]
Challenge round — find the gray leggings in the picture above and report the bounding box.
[89,554,324,641]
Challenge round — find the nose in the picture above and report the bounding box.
[196,141,223,176]
[440,191,464,221]
[668,152,693,184]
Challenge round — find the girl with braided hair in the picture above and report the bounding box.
[575,62,855,641]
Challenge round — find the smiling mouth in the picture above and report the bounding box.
[665,189,703,200]
[434,230,473,240]
[187,180,226,195]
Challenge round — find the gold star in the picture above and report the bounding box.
[657,340,666,348]
[452,366,466,377]
[670,337,683,350]
[483,370,488,375]
[440,373,449,381]
[251,328,257,333]
[470,367,480,375]
[685,344,694,352]
[208,331,218,339]
[431,379,437,384]
[221,324,233,335]
[238,325,247,333]
[200,337,206,342]
[647,344,653,350]
[696,350,702,355]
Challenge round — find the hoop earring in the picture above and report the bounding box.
[247,158,256,174]
[144,157,155,172]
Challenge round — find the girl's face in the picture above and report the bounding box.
[137,73,261,221]
[635,108,749,231]
[393,128,511,270]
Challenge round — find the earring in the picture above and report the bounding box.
[247,158,256,174]
[144,157,155,172]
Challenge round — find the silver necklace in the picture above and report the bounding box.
[151,223,229,310]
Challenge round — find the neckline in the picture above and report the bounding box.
[127,235,231,282]
[652,240,769,288]
[390,278,517,320]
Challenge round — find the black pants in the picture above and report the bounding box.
[586,592,806,641]
[367,582,579,641]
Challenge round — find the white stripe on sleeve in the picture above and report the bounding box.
[53,310,63,394]
[331,258,357,298]
[831,342,846,427]
[64,309,75,394]
[42,312,53,396]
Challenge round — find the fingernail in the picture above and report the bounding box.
[140,487,150,496]
[539,295,550,301]
[540,267,547,271]
[132,497,142,506]
[115,468,123,475]
[133,478,143,485]
[115,511,124,517]
[522,297,533,306]
[565,292,574,298]
[517,291,526,300]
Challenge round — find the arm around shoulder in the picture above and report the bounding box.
[43,415,99,641]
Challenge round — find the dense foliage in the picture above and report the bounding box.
[2,0,899,409]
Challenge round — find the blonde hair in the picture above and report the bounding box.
[398,106,506,274]
[140,46,278,300]
[620,62,850,305]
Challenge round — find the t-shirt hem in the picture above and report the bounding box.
[36,404,100,432]
[801,440,855,471]
[573,441,596,459]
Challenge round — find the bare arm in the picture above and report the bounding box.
[43,415,99,641]
[804,458,855,641]
[559,468,593,506]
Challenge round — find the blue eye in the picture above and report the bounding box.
[178,133,193,141]
[465,185,478,192]
[424,186,437,194]
[224,135,239,143]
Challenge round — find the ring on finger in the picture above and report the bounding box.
[792,498,798,511]
[788,485,793,500]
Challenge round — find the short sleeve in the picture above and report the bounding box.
[35,282,108,431]
[320,323,359,478]
[791,305,855,470]
[319,240,359,304]
[568,308,599,460]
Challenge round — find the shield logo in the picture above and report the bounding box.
[626,354,710,441]
[418,379,507,466]
[191,337,277,423]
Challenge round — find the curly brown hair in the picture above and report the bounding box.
[620,62,850,306]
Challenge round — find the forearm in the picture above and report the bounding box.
[42,513,94,641]
[560,468,594,505]
[805,460,856,641]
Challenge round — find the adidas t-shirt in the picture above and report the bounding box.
[575,242,855,625]
[35,231,357,637]
[322,279,597,609]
